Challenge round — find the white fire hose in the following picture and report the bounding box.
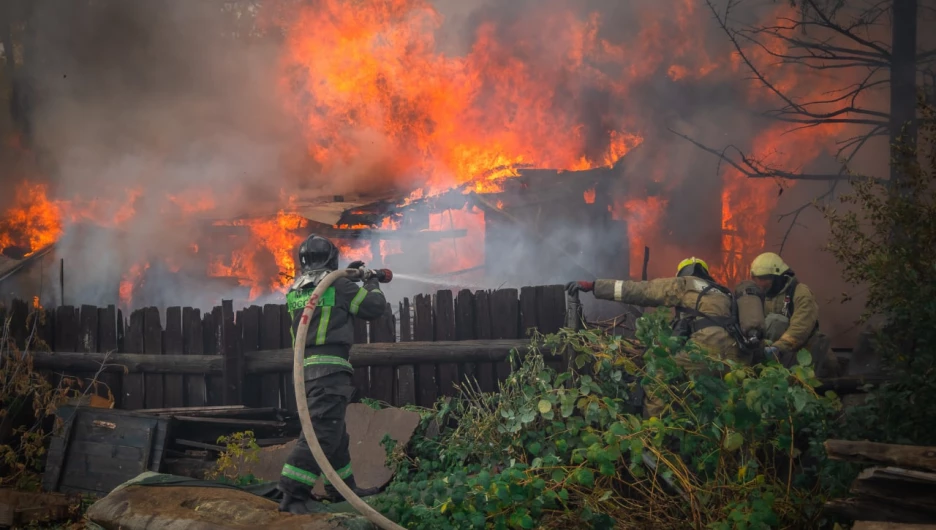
[292,267,406,530]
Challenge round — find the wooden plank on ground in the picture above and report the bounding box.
[221,300,242,406]
[97,305,122,408]
[825,440,936,473]
[369,303,395,405]
[240,305,261,408]
[454,289,476,387]
[259,304,282,408]
[280,304,297,413]
[413,294,437,407]
[143,307,164,409]
[163,307,185,408]
[122,310,145,410]
[473,290,495,393]
[434,290,458,397]
[396,298,416,406]
[182,307,206,407]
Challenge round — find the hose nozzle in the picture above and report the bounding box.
[375,268,393,283]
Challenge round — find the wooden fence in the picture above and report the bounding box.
[3,285,568,410]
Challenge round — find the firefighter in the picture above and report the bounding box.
[749,252,840,377]
[566,257,740,417]
[278,235,388,514]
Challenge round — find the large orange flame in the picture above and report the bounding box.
[0,182,63,257]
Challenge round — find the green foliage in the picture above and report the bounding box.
[373,311,841,529]
[206,430,262,482]
[821,97,936,447]
[0,308,87,492]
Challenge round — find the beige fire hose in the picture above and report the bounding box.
[292,267,406,530]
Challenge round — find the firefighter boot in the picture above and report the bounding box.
[278,491,313,514]
[315,475,381,503]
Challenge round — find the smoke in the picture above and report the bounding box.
[20,0,307,306]
[5,0,883,346]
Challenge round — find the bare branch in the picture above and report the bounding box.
[668,128,861,182]
[801,0,892,56]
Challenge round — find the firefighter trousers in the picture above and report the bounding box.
[278,371,355,499]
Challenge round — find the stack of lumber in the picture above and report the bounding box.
[824,439,936,527]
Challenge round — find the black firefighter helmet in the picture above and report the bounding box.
[298,234,339,273]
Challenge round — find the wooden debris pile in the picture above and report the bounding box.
[824,439,936,527]
[41,405,301,497]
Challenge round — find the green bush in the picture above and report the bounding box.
[821,97,936,448]
[373,310,841,529]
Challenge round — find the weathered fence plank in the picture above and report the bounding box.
[491,289,519,382]
[163,307,185,408]
[369,303,395,406]
[143,307,164,409]
[182,307,206,407]
[455,289,477,388]
[221,300,242,406]
[413,294,436,407]
[259,304,282,408]
[473,290,495,392]
[74,305,100,402]
[54,306,78,354]
[205,307,224,406]
[434,290,458,397]
[396,298,416,406]
[280,304,297,413]
[97,305,122,408]
[240,305,261,408]
[352,317,369,401]
[10,298,28,349]
[122,310,145,410]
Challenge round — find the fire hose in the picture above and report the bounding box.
[292,267,406,530]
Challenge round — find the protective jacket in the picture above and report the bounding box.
[763,275,839,376]
[593,277,741,363]
[286,272,386,380]
[763,275,818,353]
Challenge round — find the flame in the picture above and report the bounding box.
[32,296,41,309]
[119,262,150,309]
[277,0,645,199]
[716,4,852,285]
[612,197,669,279]
[208,211,309,299]
[429,206,485,274]
[0,182,63,257]
[583,188,596,205]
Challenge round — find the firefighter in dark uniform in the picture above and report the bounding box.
[278,235,388,514]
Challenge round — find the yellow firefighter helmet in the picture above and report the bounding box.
[676,257,709,276]
[750,252,789,277]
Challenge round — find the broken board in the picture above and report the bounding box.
[42,406,172,496]
[245,404,420,492]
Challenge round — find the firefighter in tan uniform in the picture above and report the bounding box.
[750,252,840,377]
[567,257,740,417]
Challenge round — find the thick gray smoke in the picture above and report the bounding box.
[3,0,882,347]
[18,0,308,308]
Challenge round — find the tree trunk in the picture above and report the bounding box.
[889,0,919,190]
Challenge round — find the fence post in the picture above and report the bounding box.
[221,300,243,406]
[435,290,458,397]
[396,298,416,406]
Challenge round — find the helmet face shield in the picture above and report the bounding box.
[298,235,339,272]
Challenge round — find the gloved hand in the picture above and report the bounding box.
[565,281,594,295]
[348,260,365,270]
[764,346,780,361]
